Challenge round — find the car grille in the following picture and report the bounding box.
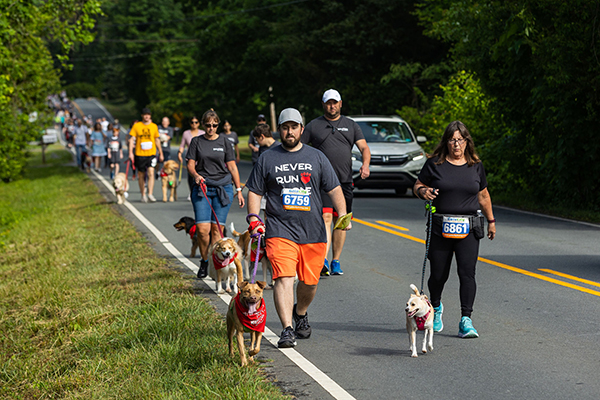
[370,155,409,166]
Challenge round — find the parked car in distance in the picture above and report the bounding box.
[348,115,427,195]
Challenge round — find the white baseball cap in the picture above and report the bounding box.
[278,108,303,126]
[322,89,342,103]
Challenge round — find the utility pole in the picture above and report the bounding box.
[269,86,276,133]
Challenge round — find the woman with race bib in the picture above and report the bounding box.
[413,120,496,339]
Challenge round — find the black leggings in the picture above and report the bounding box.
[427,232,480,318]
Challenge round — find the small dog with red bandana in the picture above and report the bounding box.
[208,237,244,294]
[227,280,267,366]
[405,284,434,358]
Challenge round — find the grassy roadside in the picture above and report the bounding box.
[0,144,288,399]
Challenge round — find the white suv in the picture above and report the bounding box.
[348,115,427,195]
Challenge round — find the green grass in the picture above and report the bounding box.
[0,144,288,399]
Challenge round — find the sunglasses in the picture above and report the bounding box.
[191,121,199,124]
[204,123,219,128]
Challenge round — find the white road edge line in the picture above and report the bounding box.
[89,168,356,400]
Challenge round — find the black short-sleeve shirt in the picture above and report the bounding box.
[301,115,365,183]
[186,135,235,181]
[246,145,340,244]
[418,156,488,215]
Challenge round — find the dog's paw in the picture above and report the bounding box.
[217,289,225,294]
[411,353,418,358]
[225,288,232,293]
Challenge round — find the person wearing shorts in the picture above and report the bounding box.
[186,109,245,279]
[246,108,351,349]
[128,108,163,203]
[302,89,371,276]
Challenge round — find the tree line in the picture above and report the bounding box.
[5,0,600,211]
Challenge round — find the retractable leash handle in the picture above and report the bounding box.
[246,213,265,283]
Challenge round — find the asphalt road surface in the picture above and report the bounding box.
[71,99,600,400]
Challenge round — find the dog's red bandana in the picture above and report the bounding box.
[234,293,266,333]
[250,241,264,262]
[212,252,238,270]
[415,300,432,331]
[160,168,168,177]
[188,224,197,238]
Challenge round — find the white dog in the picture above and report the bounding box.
[113,172,129,205]
[405,284,434,358]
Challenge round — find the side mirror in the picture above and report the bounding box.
[417,135,428,144]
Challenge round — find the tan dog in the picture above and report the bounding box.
[227,280,267,366]
[160,160,179,202]
[230,222,273,287]
[208,237,244,294]
[405,284,434,358]
[113,172,129,204]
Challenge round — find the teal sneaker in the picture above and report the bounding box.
[433,303,443,332]
[458,316,479,338]
[320,258,330,276]
[330,259,343,275]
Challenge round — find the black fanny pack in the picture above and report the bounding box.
[430,213,485,240]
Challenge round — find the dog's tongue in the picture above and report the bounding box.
[223,256,231,265]
[247,302,257,314]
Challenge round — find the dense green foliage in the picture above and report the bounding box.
[0,0,101,182]
[416,0,600,208]
[64,0,447,132]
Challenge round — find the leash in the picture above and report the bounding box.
[178,161,183,183]
[125,159,131,179]
[420,200,436,295]
[199,181,224,239]
[246,213,264,284]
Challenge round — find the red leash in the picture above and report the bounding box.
[199,181,224,239]
[125,159,135,180]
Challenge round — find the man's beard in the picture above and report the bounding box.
[281,134,301,149]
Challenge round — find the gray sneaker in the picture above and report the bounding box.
[148,194,157,202]
[278,326,297,348]
[293,304,312,339]
[141,195,148,203]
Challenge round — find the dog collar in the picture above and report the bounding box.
[212,252,238,270]
[234,293,266,333]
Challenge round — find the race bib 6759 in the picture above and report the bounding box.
[281,188,311,211]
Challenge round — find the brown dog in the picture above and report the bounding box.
[160,160,179,202]
[208,237,244,294]
[113,172,129,204]
[227,280,267,366]
[173,217,200,257]
[405,284,434,358]
[230,222,273,287]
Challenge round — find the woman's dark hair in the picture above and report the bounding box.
[189,115,200,125]
[431,120,480,166]
[201,109,220,125]
[252,123,272,138]
[94,122,102,131]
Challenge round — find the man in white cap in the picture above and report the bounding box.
[301,89,371,276]
[246,108,351,348]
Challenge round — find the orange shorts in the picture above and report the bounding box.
[265,238,326,286]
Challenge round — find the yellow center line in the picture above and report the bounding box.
[375,221,410,231]
[354,217,600,298]
[353,218,424,244]
[538,268,600,288]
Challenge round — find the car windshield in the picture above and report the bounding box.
[356,121,414,143]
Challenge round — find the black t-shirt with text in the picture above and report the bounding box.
[186,135,235,181]
[301,115,365,183]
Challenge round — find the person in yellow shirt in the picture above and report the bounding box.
[128,108,164,202]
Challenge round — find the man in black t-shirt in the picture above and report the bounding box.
[302,89,371,276]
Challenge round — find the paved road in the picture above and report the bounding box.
[71,99,600,399]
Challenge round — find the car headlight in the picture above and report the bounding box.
[408,150,424,162]
[352,152,362,162]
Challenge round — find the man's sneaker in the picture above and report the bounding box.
[141,195,148,203]
[197,259,208,279]
[433,303,443,332]
[278,326,297,348]
[320,258,330,276]
[148,194,157,202]
[293,304,311,339]
[330,259,343,275]
[187,194,191,202]
[458,316,479,338]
